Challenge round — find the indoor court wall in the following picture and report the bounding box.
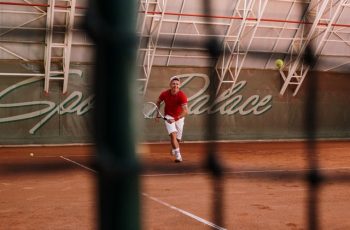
[1,63,350,144]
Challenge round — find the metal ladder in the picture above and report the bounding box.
[44,0,76,94]
[137,0,167,95]
[215,0,268,95]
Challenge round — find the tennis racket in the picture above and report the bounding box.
[142,102,167,121]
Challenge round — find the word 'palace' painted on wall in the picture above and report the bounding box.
[176,73,272,115]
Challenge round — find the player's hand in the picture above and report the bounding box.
[167,118,175,124]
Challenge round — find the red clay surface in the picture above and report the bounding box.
[1,141,350,229]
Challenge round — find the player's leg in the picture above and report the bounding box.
[175,118,184,142]
[164,115,182,162]
[170,132,179,150]
[169,132,182,162]
[173,118,185,162]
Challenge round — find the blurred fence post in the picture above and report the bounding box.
[86,0,140,229]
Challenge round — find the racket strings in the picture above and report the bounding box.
[143,103,159,119]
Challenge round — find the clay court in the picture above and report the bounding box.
[1,141,350,229]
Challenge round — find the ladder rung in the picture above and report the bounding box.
[145,14,161,18]
[141,1,159,5]
[54,9,70,13]
[48,77,64,81]
[49,71,64,74]
[51,43,65,48]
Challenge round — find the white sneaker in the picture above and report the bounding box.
[174,151,182,163]
[170,149,175,156]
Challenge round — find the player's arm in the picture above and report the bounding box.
[154,98,164,121]
[177,92,188,120]
[178,103,188,120]
[156,98,162,108]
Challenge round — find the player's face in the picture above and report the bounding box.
[170,80,180,94]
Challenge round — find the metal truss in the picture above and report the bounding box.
[279,0,350,96]
[136,0,350,97]
[1,0,350,96]
[0,2,46,78]
[214,0,269,95]
[0,1,88,94]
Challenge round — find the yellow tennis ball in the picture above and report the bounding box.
[275,59,284,69]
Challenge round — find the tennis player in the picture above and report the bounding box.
[156,76,188,163]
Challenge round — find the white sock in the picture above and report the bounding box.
[174,148,180,154]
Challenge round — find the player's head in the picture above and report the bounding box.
[169,76,180,93]
[169,76,180,84]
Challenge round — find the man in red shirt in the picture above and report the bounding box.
[156,76,188,162]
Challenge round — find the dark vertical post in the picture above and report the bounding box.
[86,0,140,229]
[304,45,320,230]
[203,0,225,228]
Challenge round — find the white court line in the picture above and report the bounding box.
[60,156,97,173]
[142,192,226,230]
[60,156,226,230]
[30,154,93,158]
[142,166,350,177]
[58,155,350,178]
[141,173,206,177]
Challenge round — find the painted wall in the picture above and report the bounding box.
[142,67,350,142]
[1,63,349,144]
[0,62,94,145]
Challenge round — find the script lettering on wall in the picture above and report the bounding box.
[0,73,272,135]
[176,73,272,115]
[0,76,94,134]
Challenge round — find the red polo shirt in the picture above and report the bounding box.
[159,89,188,120]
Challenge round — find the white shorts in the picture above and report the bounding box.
[164,115,185,140]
